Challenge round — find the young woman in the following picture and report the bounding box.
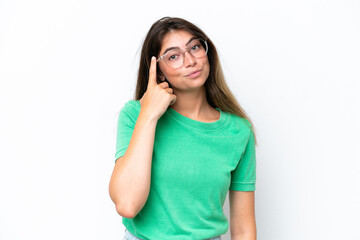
[109,17,257,240]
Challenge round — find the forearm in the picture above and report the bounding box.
[231,231,256,240]
[109,110,158,218]
[230,219,257,240]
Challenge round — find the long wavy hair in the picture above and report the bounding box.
[134,17,257,145]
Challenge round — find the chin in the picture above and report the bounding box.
[187,77,207,89]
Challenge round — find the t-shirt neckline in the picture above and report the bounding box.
[166,107,228,131]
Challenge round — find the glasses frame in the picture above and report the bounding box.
[156,38,208,69]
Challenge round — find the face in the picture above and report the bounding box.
[157,30,210,92]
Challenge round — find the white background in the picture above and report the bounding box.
[1,0,359,239]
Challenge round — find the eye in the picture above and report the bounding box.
[191,44,200,50]
[190,43,202,53]
[167,53,180,61]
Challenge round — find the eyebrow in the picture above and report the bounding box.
[161,37,198,56]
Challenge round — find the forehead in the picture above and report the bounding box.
[160,30,195,51]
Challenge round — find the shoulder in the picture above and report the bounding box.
[223,112,255,141]
[120,100,141,113]
[225,112,252,132]
[122,100,140,110]
[118,100,141,122]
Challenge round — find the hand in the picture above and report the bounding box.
[139,56,177,120]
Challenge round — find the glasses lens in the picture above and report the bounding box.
[164,49,184,69]
[188,39,207,58]
[163,39,208,69]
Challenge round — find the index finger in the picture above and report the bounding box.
[147,56,157,88]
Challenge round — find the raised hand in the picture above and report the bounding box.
[139,56,177,120]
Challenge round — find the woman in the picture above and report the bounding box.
[109,17,257,240]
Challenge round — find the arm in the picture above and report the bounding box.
[229,190,257,240]
[108,111,158,218]
[109,57,176,219]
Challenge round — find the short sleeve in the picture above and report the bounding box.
[114,100,141,163]
[229,128,256,191]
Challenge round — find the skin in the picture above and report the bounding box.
[109,56,176,218]
[157,30,220,122]
[230,190,257,240]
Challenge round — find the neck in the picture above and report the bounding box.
[170,86,213,120]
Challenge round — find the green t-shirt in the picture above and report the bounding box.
[115,100,256,240]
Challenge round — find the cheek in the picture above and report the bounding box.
[159,64,181,81]
[203,58,210,78]
[158,64,169,80]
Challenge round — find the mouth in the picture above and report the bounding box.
[185,69,202,78]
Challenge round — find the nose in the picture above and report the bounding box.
[183,51,196,67]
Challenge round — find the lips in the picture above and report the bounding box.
[185,69,202,78]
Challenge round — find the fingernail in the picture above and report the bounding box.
[151,56,155,61]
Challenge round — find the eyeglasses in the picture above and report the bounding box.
[157,38,208,69]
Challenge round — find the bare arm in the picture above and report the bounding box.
[109,111,158,218]
[108,56,176,218]
[229,190,256,240]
